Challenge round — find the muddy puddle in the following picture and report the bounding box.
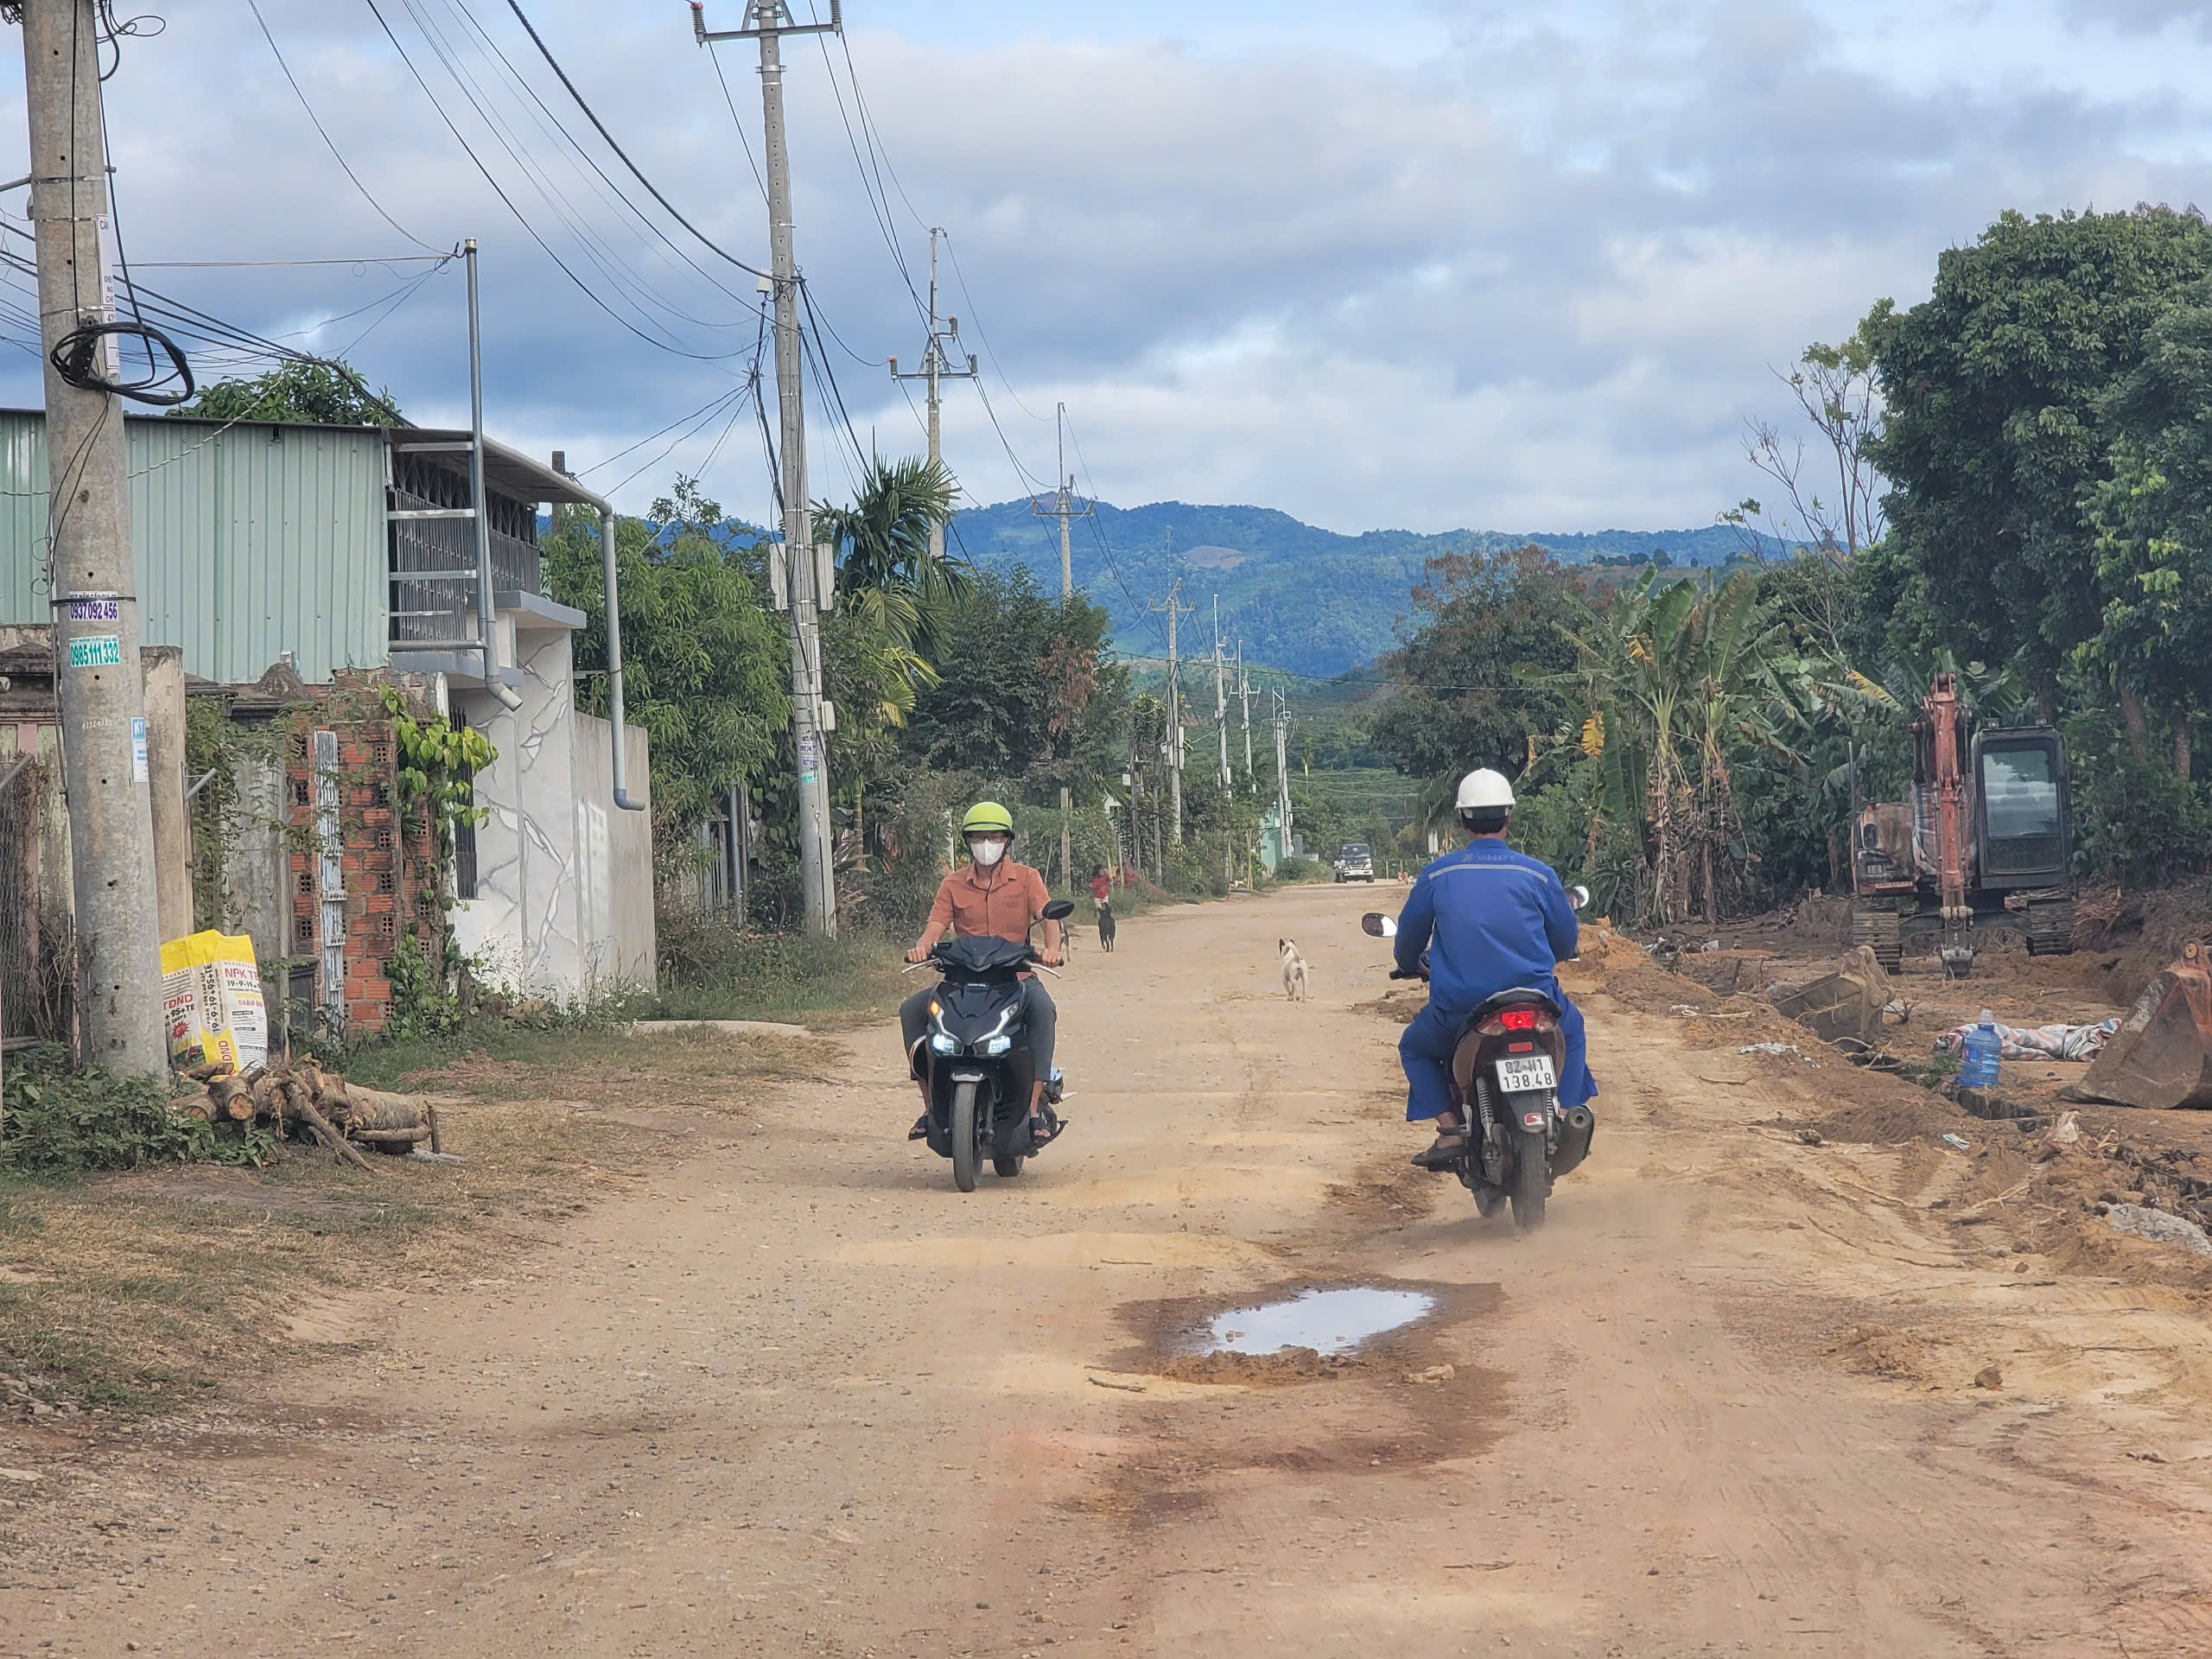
[1195,1286,1436,1357]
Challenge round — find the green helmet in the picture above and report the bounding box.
[960,800,1015,836]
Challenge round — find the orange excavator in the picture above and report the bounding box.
[1848,672,2075,978]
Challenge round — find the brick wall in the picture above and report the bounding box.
[284,677,445,1037]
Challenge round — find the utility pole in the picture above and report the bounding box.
[1147,580,1193,846]
[1235,642,1256,791]
[20,0,165,1076]
[1030,404,1096,887]
[1022,406,1094,884]
[694,1,839,936]
[1273,690,1294,862]
[1211,598,1231,889]
[887,226,975,564]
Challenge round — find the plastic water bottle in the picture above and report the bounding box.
[1959,1011,2002,1090]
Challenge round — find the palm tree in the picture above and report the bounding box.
[1544,570,1843,925]
[813,454,968,664]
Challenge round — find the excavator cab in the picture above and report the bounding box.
[1973,728,2069,889]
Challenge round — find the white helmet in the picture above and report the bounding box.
[1455,768,1515,811]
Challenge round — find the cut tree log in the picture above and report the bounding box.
[348,1125,431,1146]
[288,1090,374,1173]
[333,1084,432,1135]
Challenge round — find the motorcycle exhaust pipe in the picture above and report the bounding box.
[1551,1105,1597,1179]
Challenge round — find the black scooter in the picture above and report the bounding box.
[906,899,1075,1192]
[1363,902,1598,1232]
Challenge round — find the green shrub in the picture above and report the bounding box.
[2,1046,272,1174]
[1274,855,1331,883]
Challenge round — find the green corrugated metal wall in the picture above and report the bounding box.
[0,412,386,683]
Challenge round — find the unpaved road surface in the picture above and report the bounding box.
[9,883,2212,1657]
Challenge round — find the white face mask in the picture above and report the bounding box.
[968,836,1008,868]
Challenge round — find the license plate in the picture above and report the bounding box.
[1495,1055,1556,1095]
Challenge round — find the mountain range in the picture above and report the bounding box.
[950,499,1770,679]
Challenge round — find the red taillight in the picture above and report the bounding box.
[1500,1008,1541,1031]
[1507,1040,1535,1053]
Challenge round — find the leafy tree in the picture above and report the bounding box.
[899,565,1127,798]
[542,483,787,868]
[1864,207,2212,712]
[170,359,403,426]
[1368,546,1582,787]
[2081,290,2212,779]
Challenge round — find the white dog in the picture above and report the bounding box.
[1278,938,1310,1001]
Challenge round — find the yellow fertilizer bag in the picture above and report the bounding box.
[159,931,268,1074]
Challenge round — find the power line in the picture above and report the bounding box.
[246,0,443,253]
[939,230,1053,424]
[396,0,753,342]
[702,41,769,203]
[360,0,751,365]
[497,0,771,283]
[1059,407,1162,645]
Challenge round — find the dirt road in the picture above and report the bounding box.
[9,882,2212,1657]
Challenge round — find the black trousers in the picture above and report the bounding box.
[900,979,1058,1090]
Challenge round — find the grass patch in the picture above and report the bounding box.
[0,1026,810,1415]
[642,924,908,1031]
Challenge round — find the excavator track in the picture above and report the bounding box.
[1851,903,1903,973]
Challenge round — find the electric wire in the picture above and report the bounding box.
[430,0,763,316]
[394,0,752,346]
[499,0,770,281]
[939,230,1054,424]
[601,383,752,500]
[360,0,749,365]
[245,0,443,253]
[702,41,770,205]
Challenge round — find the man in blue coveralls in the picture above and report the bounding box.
[1394,768,1599,1169]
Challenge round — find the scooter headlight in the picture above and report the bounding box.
[929,1032,958,1056]
[982,1034,1014,1057]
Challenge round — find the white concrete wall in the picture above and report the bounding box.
[572,714,654,990]
[449,625,653,1001]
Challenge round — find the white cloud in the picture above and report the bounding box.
[0,0,2203,550]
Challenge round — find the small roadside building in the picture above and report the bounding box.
[0,410,653,1033]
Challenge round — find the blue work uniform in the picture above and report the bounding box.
[1393,839,1598,1122]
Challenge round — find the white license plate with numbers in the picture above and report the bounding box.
[1495,1055,1556,1095]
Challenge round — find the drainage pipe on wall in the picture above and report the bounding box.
[601,504,645,812]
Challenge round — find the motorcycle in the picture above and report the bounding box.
[1362,893,1597,1232]
[905,899,1076,1192]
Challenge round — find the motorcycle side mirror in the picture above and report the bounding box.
[1360,912,1396,938]
[1570,885,1591,910]
[1040,899,1075,921]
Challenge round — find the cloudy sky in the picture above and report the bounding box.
[1,0,2209,536]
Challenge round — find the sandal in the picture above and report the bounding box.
[908,1113,931,1141]
[1027,1112,1060,1149]
[1411,1131,1469,1170]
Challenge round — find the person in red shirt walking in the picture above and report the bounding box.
[901,803,1064,1144]
[1088,866,1116,952]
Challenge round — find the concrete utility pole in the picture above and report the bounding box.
[1273,689,1294,860]
[694,1,839,936]
[1032,404,1095,886]
[887,227,975,565]
[20,0,166,1076]
[1235,642,1255,791]
[1147,579,1194,847]
[1211,596,1231,791]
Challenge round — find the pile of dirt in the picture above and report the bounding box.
[1567,929,1715,1014]
[2074,879,2212,1004]
[1833,1322,1949,1383]
[1352,985,1427,1027]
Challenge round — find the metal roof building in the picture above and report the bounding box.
[0,410,596,688]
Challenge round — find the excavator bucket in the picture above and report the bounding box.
[2067,942,2212,1111]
